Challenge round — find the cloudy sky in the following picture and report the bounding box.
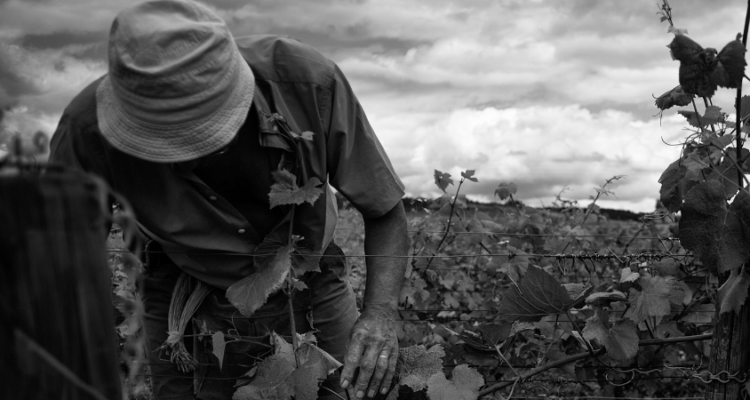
[0,0,746,212]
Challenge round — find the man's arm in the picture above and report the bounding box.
[340,201,408,398]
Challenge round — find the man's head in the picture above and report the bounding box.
[96,0,254,163]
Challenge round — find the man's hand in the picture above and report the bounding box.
[340,306,399,398]
[341,201,407,398]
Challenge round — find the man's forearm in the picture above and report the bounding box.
[362,201,409,313]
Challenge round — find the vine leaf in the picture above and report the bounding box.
[494,182,517,200]
[585,291,627,307]
[655,86,693,110]
[434,170,454,192]
[669,35,746,97]
[562,283,593,308]
[212,331,226,370]
[234,333,341,400]
[226,241,293,317]
[668,26,688,36]
[620,267,640,283]
[718,268,750,314]
[268,169,324,208]
[582,309,639,360]
[706,152,743,200]
[679,181,750,274]
[461,170,479,182]
[497,266,583,321]
[624,274,684,325]
[680,304,716,324]
[711,40,747,89]
[658,159,687,213]
[739,95,750,120]
[426,365,484,400]
[291,246,322,275]
[232,355,294,400]
[396,344,445,391]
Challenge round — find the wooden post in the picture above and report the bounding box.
[0,168,122,400]
[706,275,750,400]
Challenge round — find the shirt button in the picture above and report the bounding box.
[209,195,217,201]
[238,229,246,234]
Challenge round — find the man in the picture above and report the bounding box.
[49,1,408,399]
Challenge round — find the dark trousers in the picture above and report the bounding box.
[140,243,359,400]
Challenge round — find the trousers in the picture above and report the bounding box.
[139,243,359,400]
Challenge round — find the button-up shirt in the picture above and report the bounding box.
[49,34,405,289]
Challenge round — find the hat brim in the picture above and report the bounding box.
[96,51,255,163]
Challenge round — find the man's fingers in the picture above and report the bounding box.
[365,349,391,398]
[340,338,365,389]
[354,346,382,398]
[379,351,398,396]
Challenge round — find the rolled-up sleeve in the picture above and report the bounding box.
[325,65,405,219]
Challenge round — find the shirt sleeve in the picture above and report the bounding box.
[325,64,405,219]
[49,114,85,169]
[49,112,114,187]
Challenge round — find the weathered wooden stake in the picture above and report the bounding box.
[706,272,750,400]
[0,168,122,400]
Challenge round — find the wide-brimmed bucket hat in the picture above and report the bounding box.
[96,0,255,163]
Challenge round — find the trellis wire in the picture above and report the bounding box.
[106,248,691,261]
[334,227,681,241]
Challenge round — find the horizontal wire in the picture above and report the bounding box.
[137,361,705,370]
[105,248,691,260]
[502,397,701,400]
[334,228,681,241]
[397,309,715,314]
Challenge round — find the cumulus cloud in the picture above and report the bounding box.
[0,0,745,211]
[369,105,688,212]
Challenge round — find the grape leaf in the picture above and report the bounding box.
[585,291,627,307]
[291,246,322,275]
[655,86,693,110]
[268,169,323,208]
[434,170,453,192]
[232,355,295,400]
[272,332,295,365]
[425,365,484,400]
[295,342,343,379]
[704,105,724,122]
[477,322,512,346]
[620,267,640,283]
[461,170,479,182]
[544,347,577,379]
[706,151,744,199]
[680,303,715,324]
[711,40,747,89]
[583,309,639,360]
[718,267,750,314]
[212,331,226,370]
[669,35,746,97]
[496,266,579,321]
[739,95,750,120]
[289,363,318,400]
[562,282,593,308]
[668,26,688,36]
[679,181,750,273]
[396,344,445,391]
[658,159,687,213]
[624,274,684,325]
[683,152,710,174]
[226,242,293,317]
[494,182,517,200]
